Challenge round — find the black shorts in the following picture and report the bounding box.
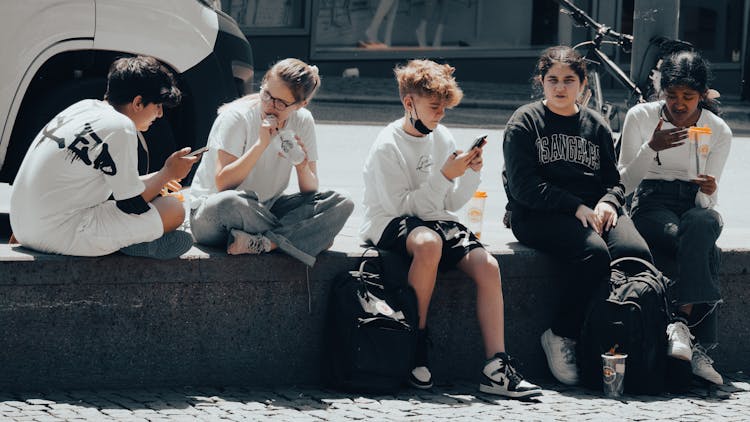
[376,216,484,272]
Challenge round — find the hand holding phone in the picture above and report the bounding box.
[471,135,488,150]
[185,146,209,157]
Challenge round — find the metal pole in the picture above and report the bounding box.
[630,0,679,95]
[741,0,750,100]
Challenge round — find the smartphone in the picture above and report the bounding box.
[471,135,488,150]
[185,146,209,157]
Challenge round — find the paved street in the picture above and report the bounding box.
[1,374,748,421]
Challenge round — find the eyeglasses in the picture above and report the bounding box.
[260,88,297,111]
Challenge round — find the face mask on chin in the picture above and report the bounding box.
[408,96,433,135]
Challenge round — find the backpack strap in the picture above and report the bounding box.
[611,256,673,311]
[610,256,661,277]
[359,246,383,274]
[354,247,386,295]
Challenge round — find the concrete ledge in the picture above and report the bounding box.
[1,239,748,391]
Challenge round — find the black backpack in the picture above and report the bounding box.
[322,250,418,393]
[578,257,674,395]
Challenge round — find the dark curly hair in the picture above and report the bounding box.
[656,50,719,115]
[104,55,181,107]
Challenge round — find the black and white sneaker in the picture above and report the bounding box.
[409,328,433,389]
[479,352,542,399]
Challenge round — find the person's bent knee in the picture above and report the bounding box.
[152,196,185,232]
[683,207,723,233]
[214,190,261,215]
[342,196,355,215]
[407,228,442,263]
[487,253,500,277]
[336,193,355,217]
[473,249,501,285]
[582,244,611,278]
[614,241,653,263]
[321,190,355,215]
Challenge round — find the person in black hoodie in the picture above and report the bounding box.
[503,46,653,386]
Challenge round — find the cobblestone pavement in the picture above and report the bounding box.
[1,373,748,421]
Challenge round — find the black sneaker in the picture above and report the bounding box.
[409,328,433,389]
[120,230,193,259]
[479,352,542,399]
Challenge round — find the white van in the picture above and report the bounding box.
[0,0,254,183]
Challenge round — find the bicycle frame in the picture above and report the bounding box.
[576,39,645,126]
[556,0,645,129]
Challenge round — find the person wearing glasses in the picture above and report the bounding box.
[189,58,353,266]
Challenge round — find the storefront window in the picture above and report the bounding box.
[679,0,745,63]
[311,0,559,58]
[222,0,310,35]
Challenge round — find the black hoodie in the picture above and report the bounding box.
[503,101,624,216]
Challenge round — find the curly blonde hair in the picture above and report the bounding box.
[394,59,463,108]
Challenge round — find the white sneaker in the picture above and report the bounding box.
[227,229,271,255]
[478,353,542,399]
[692,344,723,385]
[540,329,579,385]
[666,321,694,361]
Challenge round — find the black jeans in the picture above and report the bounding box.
[631,179,723,345]
[511,210,653,339]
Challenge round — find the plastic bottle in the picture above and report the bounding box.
[687,126,712,178]
[466,191,487,239]
[277,129,305,165]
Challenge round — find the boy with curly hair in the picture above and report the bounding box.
[360,59,541,398]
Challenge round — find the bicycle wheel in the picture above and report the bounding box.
[583,68,621,154]
[584,68,621,129]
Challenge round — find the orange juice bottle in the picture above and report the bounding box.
[466,191,487,239]
[687,126,712,177]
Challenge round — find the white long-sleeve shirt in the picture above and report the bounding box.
[618,101,732,208]
[360,119,481,244]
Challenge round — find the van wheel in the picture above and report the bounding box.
[2,77,175,182]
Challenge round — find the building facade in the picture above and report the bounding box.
[222,0,749,99]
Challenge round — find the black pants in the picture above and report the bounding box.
[511,210,653,339]
[631,179,723,345]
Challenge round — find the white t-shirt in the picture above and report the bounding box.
[618,101,732,208]
[10,100,157,255]
[190,98,318,208]
[360,118,481,245]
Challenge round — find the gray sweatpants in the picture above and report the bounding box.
[191,189,354,266]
